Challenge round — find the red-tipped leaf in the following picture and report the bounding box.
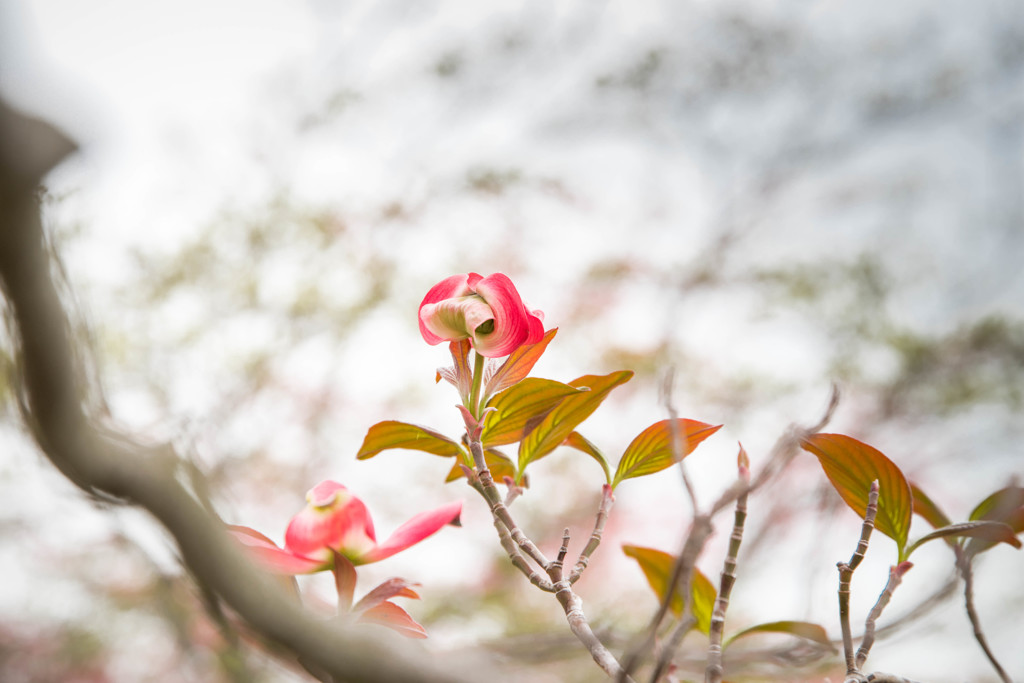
[356,421,464,460]
[483,328,558,399]
[801,433,913,554]
[518,371,633,476]
[612,419,722,488]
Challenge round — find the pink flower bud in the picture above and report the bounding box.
[418,272,544,357]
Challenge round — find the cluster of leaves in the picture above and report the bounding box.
[623,431,1023,667]
[356,329,721,491]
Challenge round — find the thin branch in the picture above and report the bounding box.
[855,561,913,669]
[837,480,880,682]
[465,428,635,681]
[955,547,1013,683]
[661,369,699,516]
[705,456,750,683]
[570,484,615,584]
[650,615,697,683]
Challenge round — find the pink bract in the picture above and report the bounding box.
[418,272,544,358]
[229,481,462,573]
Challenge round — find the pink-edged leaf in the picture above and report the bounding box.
[483,327,558,399]
[444,448,519,485]
[361,500,462,563]
[333,552,357,612]
[612,419,722,488]
[481,377,582,447]
[801,433,913,555]
[518,371,634,476]
[966,486,1024,555]
[227,525,326,574]
[622,544,716,632]
[435,339,473,406]
[723,621,836,652]
[356,421,464,460]
[737,442,751,474]
[910,482,953,530]
[907,521,1021,558]
[690,566,717,635]
[358,601,428,639]
[563,431,612,485]
[352,578,421,614]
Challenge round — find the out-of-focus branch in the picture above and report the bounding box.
[856,561,912,670]
[0,101,477,683]
[955,547,1012,683]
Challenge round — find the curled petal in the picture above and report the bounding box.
[470,273,544,357]
[419,295,494,346]
[418,274,473,345]
[361,500,463,563]
[358,601,428,639]
[352,578,422,614]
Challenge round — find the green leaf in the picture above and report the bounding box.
[800,433,913,556]
[723,621,836,652]
[621,544,717,633]
[356,421,464,460]
[517,371,633,476]
[906,521,1021,558]
[690,566,717,635]
[481,378,582,447]
[562,431,612,485]
[612,419,722,488]
[445,448,519,485]
[622,545,683,616]
[966,486,1024,555]
[483,328,558,400]
[910,482,953,530]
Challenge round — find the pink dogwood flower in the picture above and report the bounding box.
[418,272,544,357]
[229,481,462,574]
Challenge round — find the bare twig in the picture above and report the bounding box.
[856,561,913,669]
[955,547,1013,683]
[837,480,880,682]
[705,451,751,683]
[465,427,635,681]
[570,484,615,584]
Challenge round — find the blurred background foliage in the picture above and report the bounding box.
[2,0,1023,681]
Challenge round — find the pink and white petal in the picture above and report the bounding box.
[419,295,494,344]
[357,601,428,639]
[227,524,281,549]
[418,274,472,344]
[361,500,463,563]
[228,525,323,572]
[352,578,421,614]
[237,540,326,574]
[525,309,545,345]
